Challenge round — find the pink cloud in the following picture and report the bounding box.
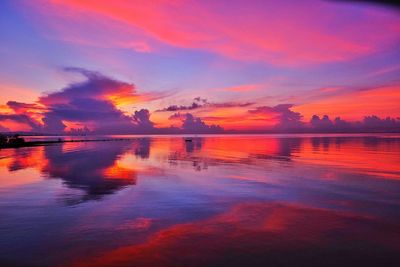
[24,0,400,65]
[122,41,152,53]
[221,84,262,92]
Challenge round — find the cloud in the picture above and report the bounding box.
[0,124,10,132]
[0,68,224,134]
[212,102,254,108]
[293,84,400,121]
[123,41,152,53]
[27,0,400,65]
[40,67,141,107]
[35,68,157,134]
[157,101,202,112]
[249,104,304,130]
[0,68,398,134]
[363,115,400,129]
[133,109,154,130]
[167,112,224,133]
[0,114,41,131]
[244,104,400,133]
[168,112,186,121]
[0,68,160,134]
[3,101,47,131]
[222,84,262,93]
[310,115,334,130]
[6,101,45,114]
[309,114,400,132]
[181,113,223,134]
[157,97,254,112]
[42,114,66,133]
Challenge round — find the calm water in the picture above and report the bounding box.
[1,134,400,266]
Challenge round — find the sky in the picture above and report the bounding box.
[0,0,399,133]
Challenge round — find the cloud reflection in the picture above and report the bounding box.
[75,202,400,267]
[0,139,153,203]
[0,135,399,205]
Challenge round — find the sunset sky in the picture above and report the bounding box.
[0,0,399,133]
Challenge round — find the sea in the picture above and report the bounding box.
[1,134,400,266]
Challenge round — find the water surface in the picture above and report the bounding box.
[1,134,400,266]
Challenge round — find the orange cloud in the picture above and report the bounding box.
[221,84,262,92]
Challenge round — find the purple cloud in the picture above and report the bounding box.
[6,101,45,113]
[157,97,253,112]
[1,68,398,135]
[309,115,400,132]
[249,104,304,130]
[0,124,10,132]
[133,109,154,131]
[158,102,202,112]
[0,114,41,131]
[35,68,156,134]
[181,113,223,134]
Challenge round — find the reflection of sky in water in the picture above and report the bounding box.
[0,135,400,266]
